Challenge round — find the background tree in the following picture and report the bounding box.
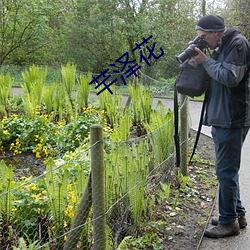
[0,0,238,80]
[220,0,250,39]
[0,0,49,65]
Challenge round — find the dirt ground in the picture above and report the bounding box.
[159,130,217,250]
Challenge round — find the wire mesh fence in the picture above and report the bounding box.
[0,102,192,249]
[0,70,191,249]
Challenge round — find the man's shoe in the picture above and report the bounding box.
[238,215,248,228]
[204,222,240,238]
[211,214,247,229]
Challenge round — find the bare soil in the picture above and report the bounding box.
[159,130,217,250]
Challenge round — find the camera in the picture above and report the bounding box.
[176,36,208,63]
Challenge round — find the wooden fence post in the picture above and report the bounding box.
[91,124,106,250]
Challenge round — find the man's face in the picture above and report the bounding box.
[196,30,221,49]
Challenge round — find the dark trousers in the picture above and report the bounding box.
[211,126,249,225]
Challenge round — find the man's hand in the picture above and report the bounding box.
[192,47,207,64]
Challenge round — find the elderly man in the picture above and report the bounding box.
[192,15,250,238]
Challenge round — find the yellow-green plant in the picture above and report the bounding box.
[127,142,149,224]
[43,84,56,114]
[158,182,171,203]
[145,100,174,164]
[0,161,14,222]
[61,63,76,102]
[43,157,89,240]
[52,82,73,122]
[105,137,153,226]
[129,84,153,125]
[76,72,92,112]
[98,87,122,128]
[0,73,12,117]
[21,65,47,118]
[110,109,132,141]
[98,86,111,111]
[141,89,153,124]
[43,159,69,231]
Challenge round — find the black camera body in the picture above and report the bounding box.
[176,36,208,63]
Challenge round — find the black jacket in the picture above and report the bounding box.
[203,26,250,128]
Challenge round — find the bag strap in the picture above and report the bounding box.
[174,81,208,167]
[174,80,180,168]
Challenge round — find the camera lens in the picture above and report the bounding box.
[176,44,198,63]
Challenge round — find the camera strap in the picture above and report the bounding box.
[189,91,208,164]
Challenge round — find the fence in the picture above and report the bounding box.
[0,67,192,248]
[0,96,190,250]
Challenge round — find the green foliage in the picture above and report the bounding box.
[109,109,132,141]
[117,233,163,250]
[129,84,153,128]
[105,136,153,227]
[0,73,12,116]
[0,0,228,79]
[61,63,76,101]
[0,0,52,65]
[13,235,47,250]
[0,161,14,222]
[76,72,92,111]
[158,182,171,203]
[43,85,56,113]
[98,87,123,128]
[145,100,175,163]
[43,159,69,230]
[12,176,48,240]
[0,76,179,247]
[0,108,102,158]
[21,65,47,118]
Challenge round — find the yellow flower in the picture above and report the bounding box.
[71,195,76,204]
[12,207,17,212]
[65,205,74,218]
[36,152,41,159]
[26,183,37,191]
[32,193,42,201]
[3,130,9,135]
